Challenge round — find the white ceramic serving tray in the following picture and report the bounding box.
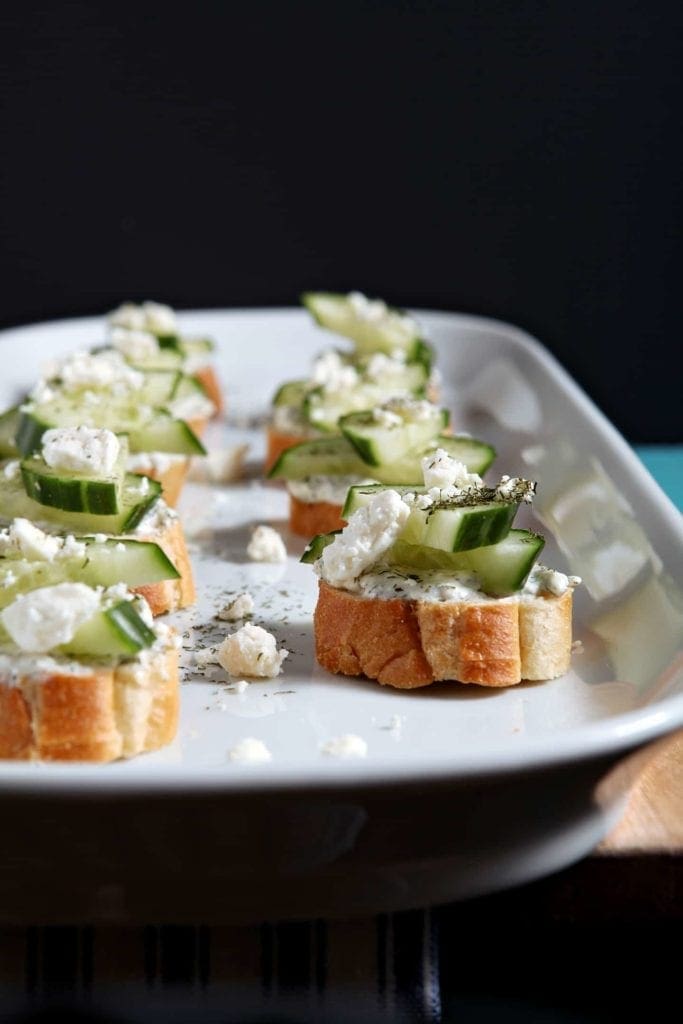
[2,308,683,923]
[0,308,681,794]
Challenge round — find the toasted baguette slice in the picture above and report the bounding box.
[134,513,196,615]
[131,460,190,507]
[0,631,179,762]
[314,580,573,689]
[193,366,223,416]
[265,425,310,474]
[290,495,345,538]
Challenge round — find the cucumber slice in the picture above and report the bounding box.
[0,467,161,534]
[302,292,424,357]
[300,531,339,564]
[0,407,20,458]
[269,434,495,482]
[20,441,128,515]
[61,601,156,657]
[17,397,205,456]
[339,407,449,466]
[0,539,179,608]
[272,380,309,408]
[385,531,545,596]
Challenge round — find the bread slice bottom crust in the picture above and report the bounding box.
[314,580,573,689]
[133,516,196,616]
[0,634,179,762]
[193,366,223,416]
[290,495,346,538]
[265,426,311,474]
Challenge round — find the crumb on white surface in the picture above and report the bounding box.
[231,679,249,694]
[218,592,255,621]
[217,622,289,678]
[247,524,287,563]
[229,737,272,764]
[321,734,368,758]
[195,647,220,668]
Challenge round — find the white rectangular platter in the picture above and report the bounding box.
[0,308,682,793]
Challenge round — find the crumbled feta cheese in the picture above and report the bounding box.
[363,351,407,382]
[382,396,436,422]
[372,406,403,428]
[195,647,220,669]
[134,597,154,628]
[167,392,216,422]
[28,381,56,403]
[2,461,20,480]
[1,582,100,653]
[42,426,120,476]
[0,519,61,561]
[217,623,289,678]
[288,474,373,506]
[317,489,410,589]
[228,737,272,764]
[524,566,582,597]
[310,350,360,393]
[321,734,368,758]
[128,451,186,474]
[109,327,160,363]
[218,592,255,621]
[187,444,249,483]
[247,525,287,563]
[495,475,536,503]
[56,350,144,392]
[109,300,177,336]
[421,448,482,490]
[347,291,419,336]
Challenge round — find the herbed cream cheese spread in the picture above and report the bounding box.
[288,474,375,506]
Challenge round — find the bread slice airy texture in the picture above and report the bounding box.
[0,631,179,762]
[133,515,196,615]
[314,580,573,689]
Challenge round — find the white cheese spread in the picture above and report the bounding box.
[109,300,177,336]
[56,350,144,393]
[1,582,100,653]
[288,474,373,506]
[381,396,436,422]
[167,392,216,422]
[109,328,160,362]
[247,525,287,563]
[127,451,187,474]
[217,623,289,678]
[42,426,120,476]
[217,592,254,621]
[310,350,359,392]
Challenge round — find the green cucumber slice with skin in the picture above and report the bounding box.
[272,380,309,408]
[0,466,161,534]
[20,442,128,515]
[343,484,519,552]
[385,531,545,596]
[269,434,495,483]
[302,292,425,358]
[17,398,205,456]
[300,529,545,596]
[339,407,449,466]
[0,539,179,608]
[300,531,339,564]
[0,407,20,458]
[60,600,157,657]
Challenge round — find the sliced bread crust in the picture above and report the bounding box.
[131,460,190,507]
[193,366,223,416]
[290,495,346,538]
[265,425,310,474]
[0,633,179,762]
[314,580,573,688]
[134,515,196,615]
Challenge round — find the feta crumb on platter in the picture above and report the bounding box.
[228,737,272,764]
[321,734,368,758]
[188,444,249,484]
[217,623,289,678]
[217,592,255,621]
[247,525,287,563]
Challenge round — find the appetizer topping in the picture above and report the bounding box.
[371,407,403,428]
[217,623,289,678]
[229,737,272,764]
[0,519,85,562]
[525,566,582,597]
[316,489,410,589]
[55,350,144,393]
[356,566,481,602]
[127,451,187,474]
[381,396,436,422]
[217,592,255,621]
[288,474,374,506]
[310,350,360,393]
[247,525,287,563]
[321,734,368,758]
[3,461,20,480]
[167,392,216,422]
[363,350,409,382]
[109,328,160,363]
[421,448,483,490]
[187,444,249,483]
[1,582,100,652]
[348,291,419,336]
[42,426,121,476]
[109,300,177,336]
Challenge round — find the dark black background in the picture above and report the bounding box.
[0,1,681,441]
